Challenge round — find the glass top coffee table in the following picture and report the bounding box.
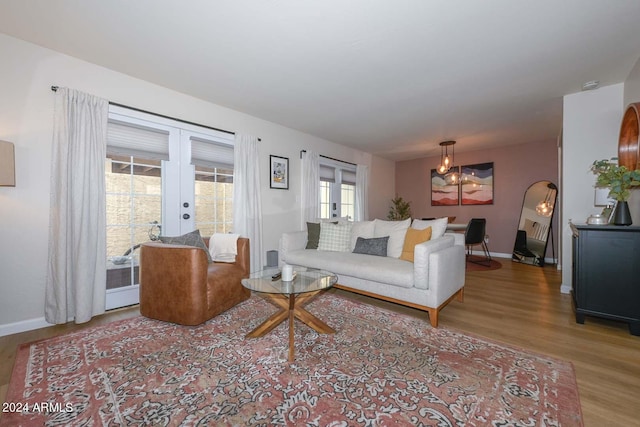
[241,266,338,362]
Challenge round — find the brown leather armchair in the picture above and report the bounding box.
[139,237,251,325]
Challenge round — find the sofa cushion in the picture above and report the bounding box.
[318,222,353,252]
[159,229,212,263]
[306,222,321,249]
[353,236,389,257]
[350,220,375,250]
[374,218,411,258]
[400,227,432,262]
[412,217,448,239]
[284,249,414,288]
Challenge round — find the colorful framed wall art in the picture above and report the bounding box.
[431,166,460,206]
[461,162,494,205]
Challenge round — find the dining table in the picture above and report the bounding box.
[446,223,468,232]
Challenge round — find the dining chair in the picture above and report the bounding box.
[464,218,491,266]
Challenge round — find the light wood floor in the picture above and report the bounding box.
[1,260,639,426]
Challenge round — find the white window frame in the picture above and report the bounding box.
[105,106,235,309]
[319,157,356,220]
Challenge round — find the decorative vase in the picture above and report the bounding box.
[612,201,632,226]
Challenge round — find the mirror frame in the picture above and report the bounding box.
[512,181,557,267]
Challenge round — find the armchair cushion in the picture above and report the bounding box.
[159,229,212,263]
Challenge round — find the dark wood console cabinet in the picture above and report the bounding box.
[571,223,640,336]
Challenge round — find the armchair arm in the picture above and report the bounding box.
[278,230,308,266]
[424,244,465,308]
[235,237,250,276]
[413,235,455,290]
[140,242,209,325]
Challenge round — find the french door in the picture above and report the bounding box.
[105,106,234,309]
[319,159,356,220]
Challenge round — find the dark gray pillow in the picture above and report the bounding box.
[353,236,389,257]
[159,229,212,263]
[306,222,321,249]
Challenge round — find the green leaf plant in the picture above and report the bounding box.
[387,196,412,220]
[591,158,640,202]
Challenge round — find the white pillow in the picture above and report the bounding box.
[412,217,448,239]
[318,222,353,252]
[373,218,411,258]
[350,220,375,250]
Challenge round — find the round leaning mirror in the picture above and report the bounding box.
[512,181,557,267]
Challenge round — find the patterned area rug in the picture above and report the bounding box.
[2,294,582,426]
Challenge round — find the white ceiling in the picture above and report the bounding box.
[2,0,640,160]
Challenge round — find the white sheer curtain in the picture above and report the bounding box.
[301,150,320,226]
[45,88,109,324]
[233,134,263,273]
[355,164,369,221]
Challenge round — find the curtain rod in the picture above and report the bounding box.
[299,149,357,166]
[51,86,260,141]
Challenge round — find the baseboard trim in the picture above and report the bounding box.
[473,251,561,270]
[470,250,512,259]
[0,316,54,337]
[560,284,572,294]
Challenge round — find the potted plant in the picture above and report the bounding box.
[387,196,412,220]
[591,158,640,225]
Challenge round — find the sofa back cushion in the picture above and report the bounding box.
[350,220,375,250]
[411,217,448,239]
[373,218,411,258]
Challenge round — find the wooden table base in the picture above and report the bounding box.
[245,290,335,362]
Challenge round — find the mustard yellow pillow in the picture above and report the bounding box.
[400,226,432,262]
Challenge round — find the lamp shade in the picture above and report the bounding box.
[437,140,456,174]
[0,140,15,186]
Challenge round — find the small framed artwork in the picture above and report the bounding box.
[461,162,494,205]
[431,166,460,206]
[270,155,289,189]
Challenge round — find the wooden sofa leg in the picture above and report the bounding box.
[428,308,439,327]
[456,288,464,302]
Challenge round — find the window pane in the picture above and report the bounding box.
[106,225,132,259]
[341,184,355,220]
[106,155,161,290]
[106,194,131,225]
[319,181,330,219]
[194,165,234,236]
[133,195,161,225]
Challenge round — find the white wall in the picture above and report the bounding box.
[624,56,640,107]
[0,34,395,335]
[560,83,624,293]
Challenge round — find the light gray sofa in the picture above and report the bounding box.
[278,219,466,327]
